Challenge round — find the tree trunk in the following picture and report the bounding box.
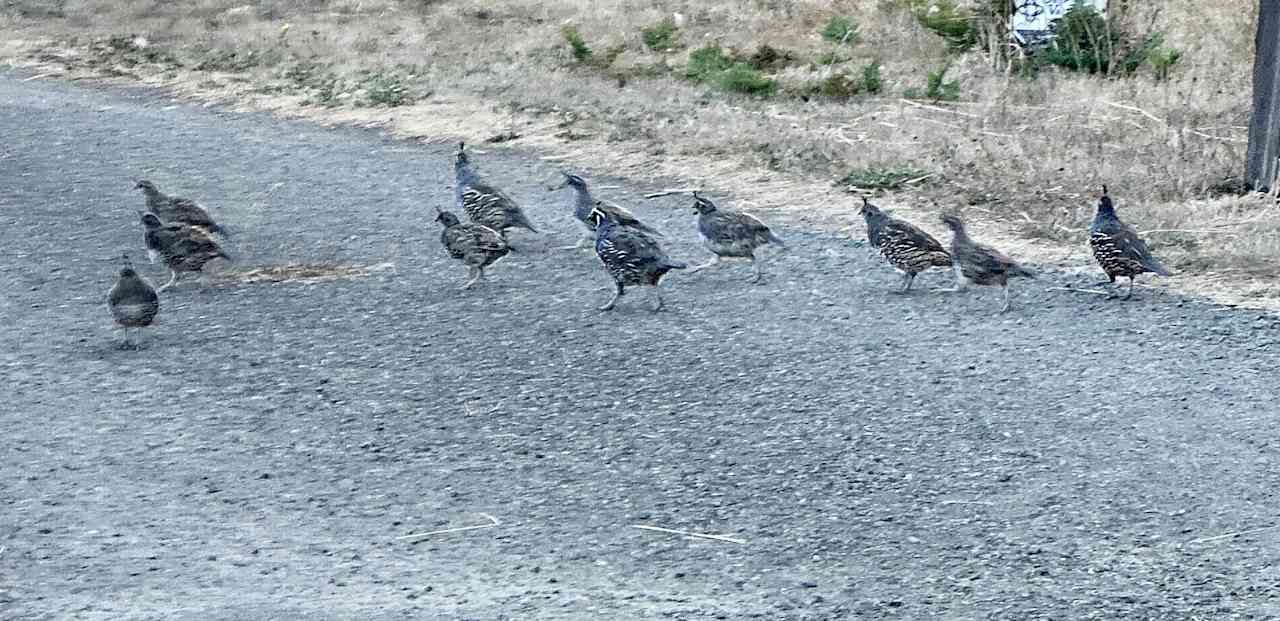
[1247,0,1280,191]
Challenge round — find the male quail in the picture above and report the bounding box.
[860,196,951,292]
[940,214,1034,313]
[689,192,785,283]
[107,253,159,348]
[1089,186,1171,299]
[551,172,659,249]
[591,206,686,311]
[454,142,539,236]
[436,208,510,289]
[140,212,232,292]
[134,179,228,237]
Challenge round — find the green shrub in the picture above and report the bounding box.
[1039,4,1160,75]
[718,63,776,95]
[910,0,976,52]
[641,18,680,51]
[819,73,861,98]
[561,25,593,62]
[748,44,796,70]
[1149,45,1182,81]
[686,44,734,81]
[842,166,929,190]
[904,63,960,101]
[821,16,861,45]
[861,60,883,94]
[361,70,412,106]
[816,50,845,66]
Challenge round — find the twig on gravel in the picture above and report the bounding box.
[397,513,500,541]
[1047,286,1112,296]
[644,189,700,199]
[23,72,57,82]
[939,500,994,506]
[632,524,746,545]
[1186,524,1280,545]
[1138,228,1238,236]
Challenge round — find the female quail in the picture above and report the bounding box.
[140,212,232,292]
[107,253,159,348]
[552,172,658,249]
[940,214,1034,313]
[454,142,539,237]
[134,179,228,237]
[689,192,785,283]
[860,196,952,293]
[436,208,510,289]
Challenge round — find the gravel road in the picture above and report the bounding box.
[3,70,1280,620]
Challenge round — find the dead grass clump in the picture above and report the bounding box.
[221,262,392,285]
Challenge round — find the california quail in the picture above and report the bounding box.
[436,208,510,289]
[1089,186,1171,299]
[689,192,785,283]
[107,253,159,349]
[551,172,659,249]
[134,180,228,237]
[140,212,232,292]
[860,196,952,292]
[591,205,686,311]
[454,142,539,237]
[940,215,1034,313]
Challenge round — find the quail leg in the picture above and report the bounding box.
[461,267,482,290]
[599,282,624,311]
[750,255,764,284]
[892,271,915,294]
[936,264,968,293]
[1124,276,1137,300]
[690,255,721,273]
[157,268,179,293]
[651,286,665,312]
[999,284,1012,313]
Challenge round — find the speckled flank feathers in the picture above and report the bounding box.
[553,172,659,249]
[454,142,539,235]
[591,205,686,311]
[689,192,784,283]
[940,214,1034,313]
[107,253,159,348]
[139,211,232,292]
[859,196,952,292]
[1089,186,1171,299]
[134,179,228,237]
[436,208,510,289]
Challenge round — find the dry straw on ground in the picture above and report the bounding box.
[2,0,1276,308]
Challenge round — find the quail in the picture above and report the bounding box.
[134,179,228,237]
[940,214,1034,313]
[591,205,686,311]
[689,192,785,283]
[107,253,159,349]
[140,212,232,292]
[1089,186,1171,299]
[454,142,539,237]
[551,172,659,249]
[859,196,952,292]
[436,208,510,289]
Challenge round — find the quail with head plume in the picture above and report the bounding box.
[140,212,232,292]
[107,253,159,348]
[689,192,785,283]
[591,205,686,311]
[551,172,659,249]
[860,196,952,292]
[454,142,539,237]
[1089,186,1171,299]
[134,179,229,237]
[436,207,510,289]
[940,215,1034,313]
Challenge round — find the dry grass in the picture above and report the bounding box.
[218,262,395,284]
[2,0,1278,307]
